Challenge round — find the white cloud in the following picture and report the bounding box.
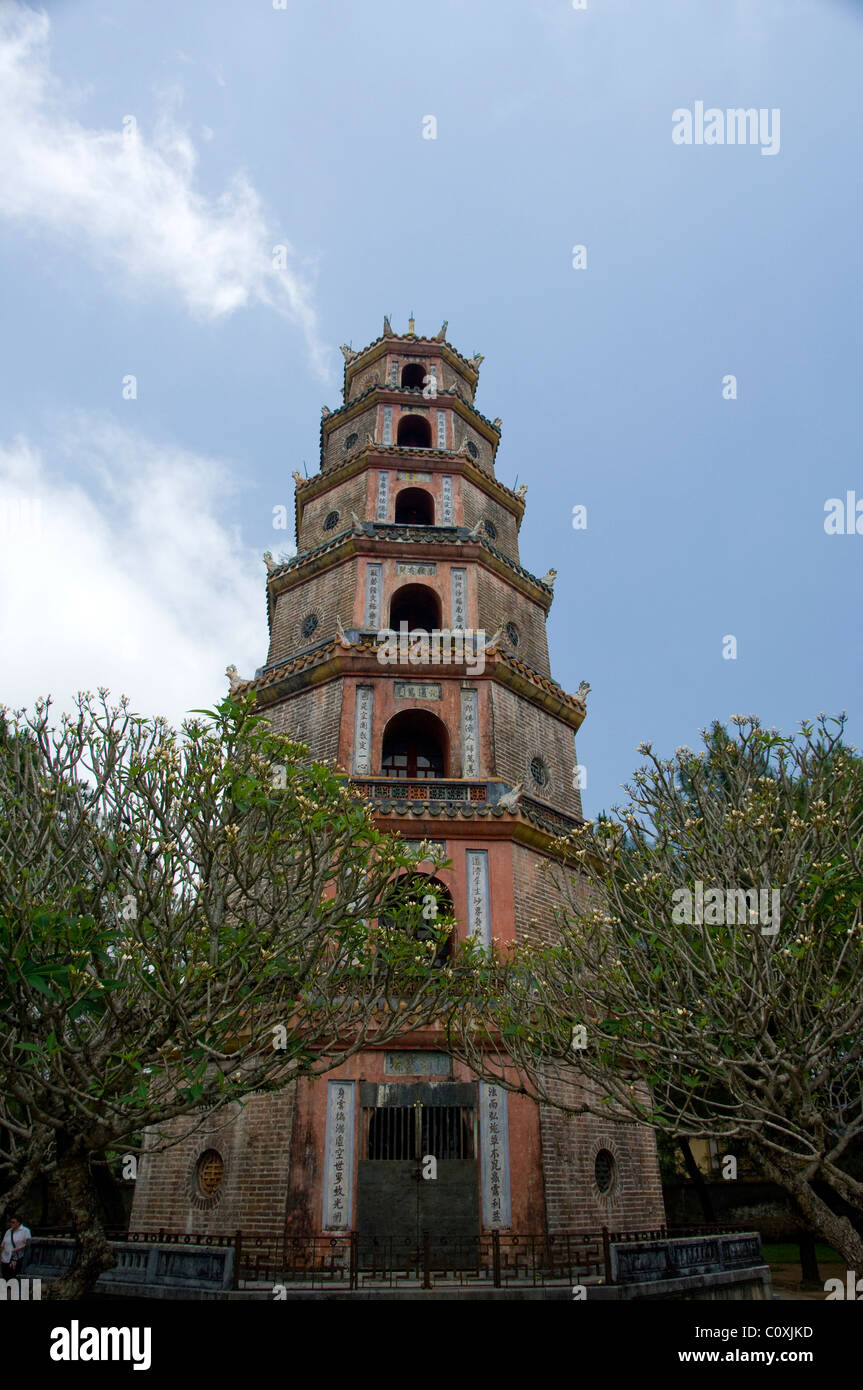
[0,420,277,726]
[0,5,327,375]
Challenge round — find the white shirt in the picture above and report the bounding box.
[1,1227,30,1262]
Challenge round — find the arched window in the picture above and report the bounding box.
[394,487,434,526]
[381,710,448,780]
[397,415,432,449]
[401,363,425,390]
[389,583,441,632]
[379,874,455,967]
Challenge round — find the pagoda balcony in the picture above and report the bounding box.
[349,776,489,804]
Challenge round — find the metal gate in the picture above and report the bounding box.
[356,1081,479,1271]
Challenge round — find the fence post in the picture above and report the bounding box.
[233,1230,242,1291]
[492,1229,501,1288]
[601,1225,612,1285]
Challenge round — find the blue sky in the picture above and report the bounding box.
[0,0,860,815]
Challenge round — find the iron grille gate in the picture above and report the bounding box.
[357,1082,479,1272]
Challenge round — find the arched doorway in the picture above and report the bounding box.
[394,487,434,525]
[397,415,432,449]
[400,363,425,390]
[381,710,448,780]
[389,583,441,633]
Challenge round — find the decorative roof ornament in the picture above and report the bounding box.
[292,469,304,486]
[225,664,244,694]
[434,320,448,341]
[408,314,416,335]
[321,405,332,418]
[469,353,484,369]
[485,624,506,652]
[492,417,502,430]
[541,568,558,588]
[383,315,393,336]
[516,483,528,500]
[340,344,358,363]
[351,511,365,536]
[576,680,591,704]
[366,432,377,449]
[336,615,352,649]
[263,551,278,574]
[497,782,524,812]
[467,518,485,538]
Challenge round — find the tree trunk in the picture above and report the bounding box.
[797,1230,821,1285]
[679,1138,716,1222]
[751,1146,863,1270]
[48,1155,115,1300]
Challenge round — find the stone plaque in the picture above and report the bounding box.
[382,405,393,446]
[397,470,432,482]
[390,361,398,387]
[353,686,373,774]
[323,1080,355,1231]
[384,1053,452,1077]
[450,568,468,629]
[375,471,389,521]
[465,848,490,946]
[436,409,447,449]
[479,1082,511,1229]
[396,561,436,576]
[460,687,479,777]
[364,562,383,629]
[395,682,441,700]
[441,475,453,524]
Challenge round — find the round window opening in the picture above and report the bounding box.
[505,621,520,648]
[530,756,549,788]
[301,613,319,639]
[196,1149,224,1197]
[323,510,340,531]
[483,519,497,540]
[594,1148,615,1195]
[466,440,479,459]
[344,432,359,451]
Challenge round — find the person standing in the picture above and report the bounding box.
[0,1216,31,1278]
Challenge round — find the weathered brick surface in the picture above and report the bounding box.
[476,568,550,676]
[461,478,519,564]
[130,1090,297,1236]
[268,682,344,766]
[538,1074,665,1233]
[490,686,582,817]
[321,405,378,473]
[267,561,358,666]
[297,471,367,552]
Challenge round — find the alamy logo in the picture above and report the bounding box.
[377,622,488,675]
[825,1272,863,1299]
[50,1321,151,1370]
[672,102,780,156]
[0,1277,41,1300]
[671,881,780,936]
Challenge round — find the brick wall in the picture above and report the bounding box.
[268,682,344,767]
[321,404,378,472]
[298,472,367,552]
[267,561,358,665]
[477,569,550,675]
[461,478,520,566]
[491,687,582,817]
[538,1073,666,1233]
[130,1089,297,1237]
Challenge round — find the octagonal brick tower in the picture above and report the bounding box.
[130,319,665,1259]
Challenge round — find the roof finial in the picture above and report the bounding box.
[408,312,415,335]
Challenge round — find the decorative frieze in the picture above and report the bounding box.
[322,1081,356,1231]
